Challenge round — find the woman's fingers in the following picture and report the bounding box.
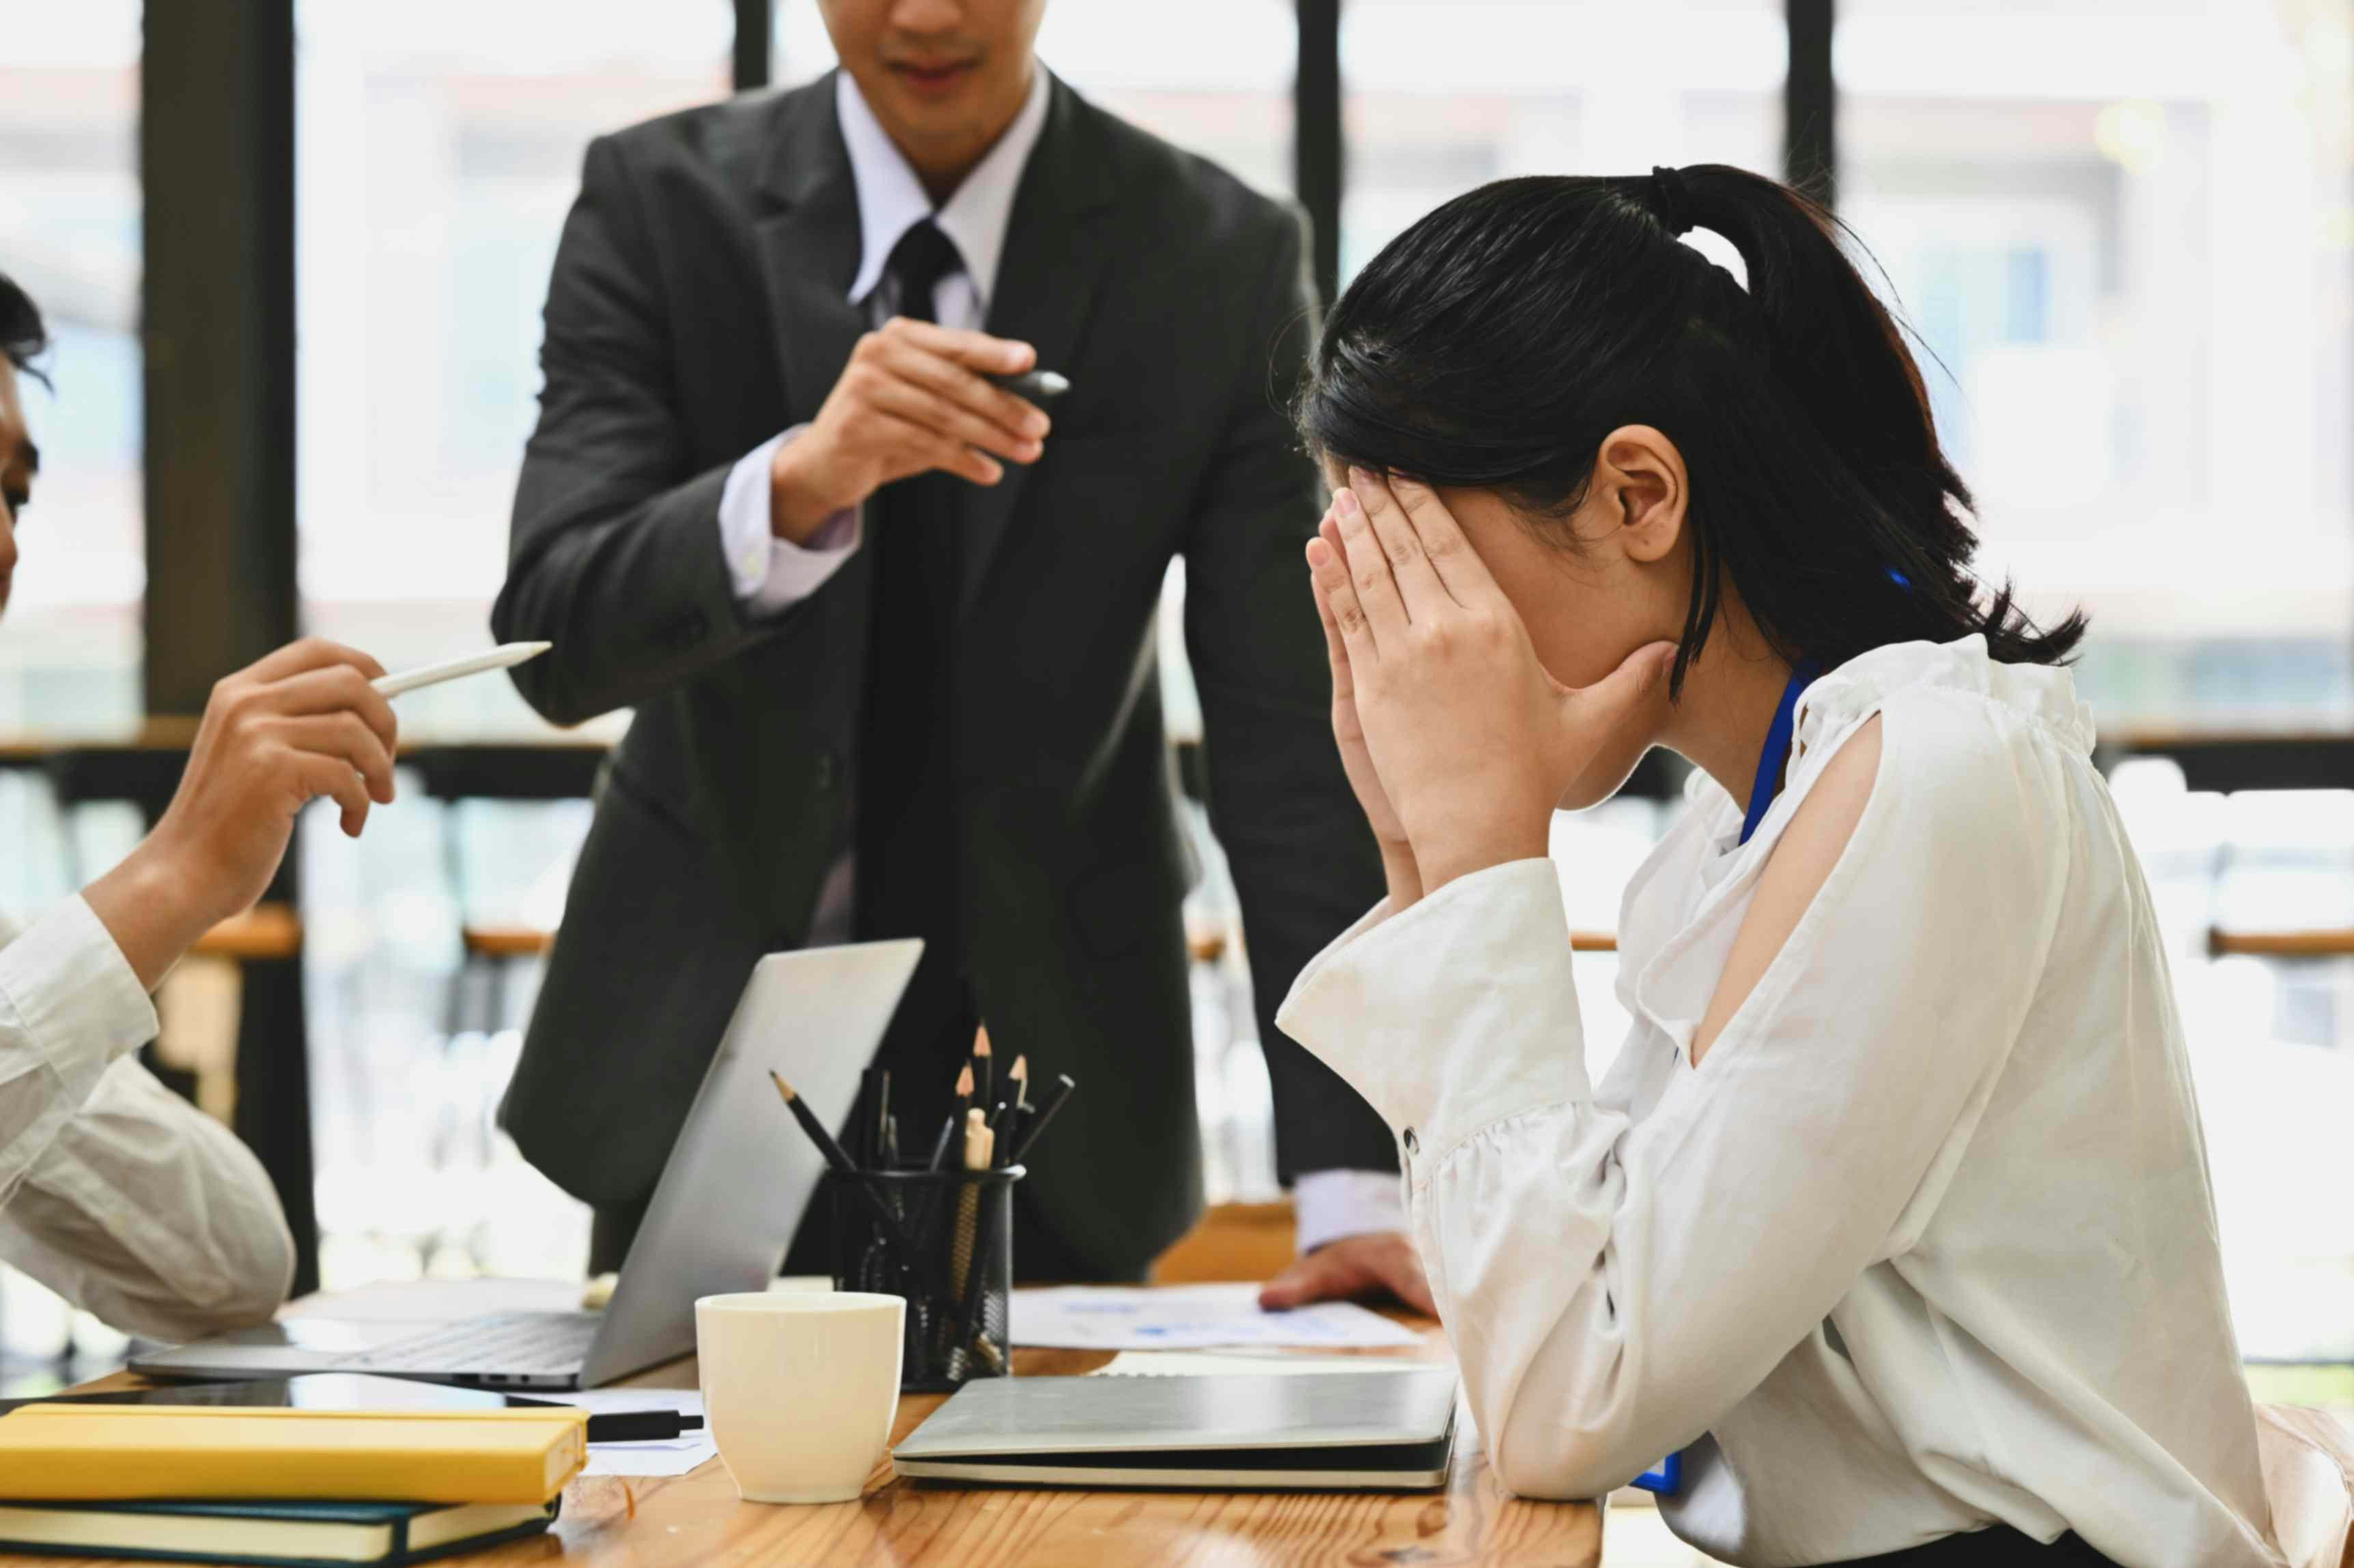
[1384,475,1507,608]
[1305,526,1355,699]
[1346,471,1451,616]
[1562,640,1679,738]
[1305,534,1378,666]
[1329,485,1408,645]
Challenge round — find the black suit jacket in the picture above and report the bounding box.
[492,72,1391,1276]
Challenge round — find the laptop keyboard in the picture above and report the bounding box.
[328,1312,601,1377]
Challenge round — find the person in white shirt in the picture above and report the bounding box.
[0,270,399,1343]
[1274,167,2282,1567]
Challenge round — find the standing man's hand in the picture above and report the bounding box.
[85,639,398,990]
[1260,1231,1436,1317]
[768,318,1053,544]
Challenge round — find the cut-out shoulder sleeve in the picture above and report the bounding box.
[1275,690,2075,1499]
[1691,714,1881,1066]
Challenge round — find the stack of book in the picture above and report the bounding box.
[0,1404,585,1565]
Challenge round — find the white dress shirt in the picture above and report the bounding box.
[714,69,1401,1250]
[1278,637,2282,1567]
[0,896,295,1343]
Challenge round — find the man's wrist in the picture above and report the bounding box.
[1293,1168,1407,1255]
[768,435,855,545]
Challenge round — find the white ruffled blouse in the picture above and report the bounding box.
[0,897,294,1341]
[1277,636,2282,1568]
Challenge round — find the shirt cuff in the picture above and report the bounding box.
[0,895,160,1088]
[1293,1168,1406,1253]
[1275,858,1591,1169]
[718,427,863,612]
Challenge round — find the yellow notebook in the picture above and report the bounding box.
[0,1405,587,1506]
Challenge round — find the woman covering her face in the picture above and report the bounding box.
[1276,167,2281,1568]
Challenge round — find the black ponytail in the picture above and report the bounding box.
[1299,165,2084,694]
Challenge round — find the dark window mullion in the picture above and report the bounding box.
[1295,0,1344,306]
[734,0,772,92]
[1785,0,1836,205]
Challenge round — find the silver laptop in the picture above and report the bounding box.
[133,940,923,1391]
[892,1367,1461,1489]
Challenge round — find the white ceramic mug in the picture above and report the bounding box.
[695,1290,905,1504]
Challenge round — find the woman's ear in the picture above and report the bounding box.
[1594,425,1688,564]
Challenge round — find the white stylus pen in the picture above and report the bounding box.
[371,641,552,698]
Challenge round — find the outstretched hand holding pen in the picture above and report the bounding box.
[83,638,554,992]
[85,639,399,990]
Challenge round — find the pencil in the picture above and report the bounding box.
[770,1072,856,1174]
[1005,1072,1075,1166]
[853,1067,878,1167]
[945,1107,994,1377]
[1005,1054,1032,1154]
[774,1071,950,1303]
[927,1062,974,1173]
[972,1026,994,1116]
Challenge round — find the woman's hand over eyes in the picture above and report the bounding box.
[1307,494,1423,906]
[1304,471,1674,896]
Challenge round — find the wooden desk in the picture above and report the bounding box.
[15,1319,1601,1567]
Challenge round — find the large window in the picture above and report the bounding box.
[1341,0,1784,279]
[1838,0,2354,728]
[291,2,732,1287]
[0,0,144,735]
[294,0,731,739]
[1841,0,2354,1359]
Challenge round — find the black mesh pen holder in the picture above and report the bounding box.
[826,1165,1022,1392]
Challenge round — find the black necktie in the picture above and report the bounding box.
[855,220,976,1113]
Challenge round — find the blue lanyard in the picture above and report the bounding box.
[1738,661,1821,848]
[1633,660,1819,1500]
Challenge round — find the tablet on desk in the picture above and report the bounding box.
[0,1373,554,1418]
[891,1368,1459,1491]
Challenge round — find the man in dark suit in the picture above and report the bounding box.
[494,0,1429,1310]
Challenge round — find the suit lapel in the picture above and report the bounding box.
[753,77,867,429]
[960,76,1119,612]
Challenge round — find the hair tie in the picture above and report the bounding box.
[1649,165,1695,236]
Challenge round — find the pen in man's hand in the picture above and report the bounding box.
[985,369,1069,406]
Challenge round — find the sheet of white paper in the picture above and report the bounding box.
[576,1440,714,1479]
[544,1389,718,1479]
[1088,1350,1423,1377]
[1010,1283,1424,1352]
[578,1443,714,1479]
